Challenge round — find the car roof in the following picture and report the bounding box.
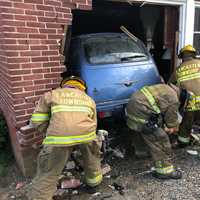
[72,32,136,40]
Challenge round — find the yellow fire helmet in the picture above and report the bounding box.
[178,45,197,58]
[61,76,87,91]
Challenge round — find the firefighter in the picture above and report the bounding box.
[25,76,102,200]
[126,83,190,179]
[170,45,200,146]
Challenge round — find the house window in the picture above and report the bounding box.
[194,7,200,54]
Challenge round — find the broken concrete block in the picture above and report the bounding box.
[61,179,82,189]
[102,163,111,175]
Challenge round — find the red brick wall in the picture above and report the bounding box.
[0,0,92,175]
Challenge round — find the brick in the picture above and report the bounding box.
[1,14,14,20]
[14,2,35,10]
[25,96,40,103]
[48,34,64,40]
[27,39,41,45]
[0,1,12,7]
[9,0,23,2]
[17,27,39,33]
[16,122,28,129]
[63,13,72,18]
[12,92,34,99]
[16,110,26,116]
[20,51,41,57]
[26,108,35,114]
[42,50,58,56]
[45,11,56,17]
[36,5,54,11]
[46,23,62,29]
[15,14,37,21]
[24,85,45,91]
[10,70,31,76]
[31,56,49,62]
[11,81,33,87]
[27,22,45,28]
[49,55,64,61]
[25,9,44,16]
[35,89,50,95]
[77,4,92,10]
[29,34,47,39]
[3,27,16,32]
[38,16,56,23]
[62,2,76,9]
[1,7,25,15]
[44,0,62,6]
[7,75,22,81]
[7,63,21,69]
[3,20,26,27]
[4,45,29,50]
[24,0,43,4]
[21,62,42,69]
[23,74,43,80]
[57,28,64,34]
[41,39,57,45]
[34,79,51,85]
[18,131,34,140]
[39,28,56,34]
[4,32,28,38]
[30,45,48,50]
[46,83,58,89]
[32,68,50,73]
[43,61,60,67]
[44,73,60,78]
[13,99,25,105]
[55,7,71,13]
[10,88,23,93]
[16,115,32,122]
[56,18,71,24]
[19,135,43,146]
[52,78,61,83]
[18,40,29,45]
[49,45,59,50]
[6,51,19,57]
[50,67,65,72]
[7,57,30,64]
[72,0,87,3]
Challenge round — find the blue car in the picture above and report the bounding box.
[67,33,161,118]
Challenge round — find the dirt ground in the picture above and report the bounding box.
[1,120,200,200]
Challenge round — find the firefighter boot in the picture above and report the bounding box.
[152,161,182,180]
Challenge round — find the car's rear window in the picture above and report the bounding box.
[84,35,148,64]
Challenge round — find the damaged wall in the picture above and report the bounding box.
[0,0,92,176]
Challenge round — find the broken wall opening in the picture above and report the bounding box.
[0,113,14,178]
[68,0,179,82]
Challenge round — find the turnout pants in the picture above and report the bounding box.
[131,127,172,167]
[26,141,102,200]
[178,111,200,143]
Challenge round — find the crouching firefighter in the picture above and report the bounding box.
[126,83,190,179]
[25,76,103,200]
[169,45,200,147]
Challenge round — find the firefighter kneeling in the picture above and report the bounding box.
[25,76,102,200]
[126,83,191,179]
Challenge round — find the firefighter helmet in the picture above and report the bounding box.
[60,76,87,91]
[178,45,197,58]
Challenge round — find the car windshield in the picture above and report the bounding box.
[84,35,148,64]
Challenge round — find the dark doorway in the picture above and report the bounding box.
[69,0,179,81]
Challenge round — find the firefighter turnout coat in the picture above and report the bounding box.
[126,84,180,132]
[171,58,200,112]
[31,87,97,146]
